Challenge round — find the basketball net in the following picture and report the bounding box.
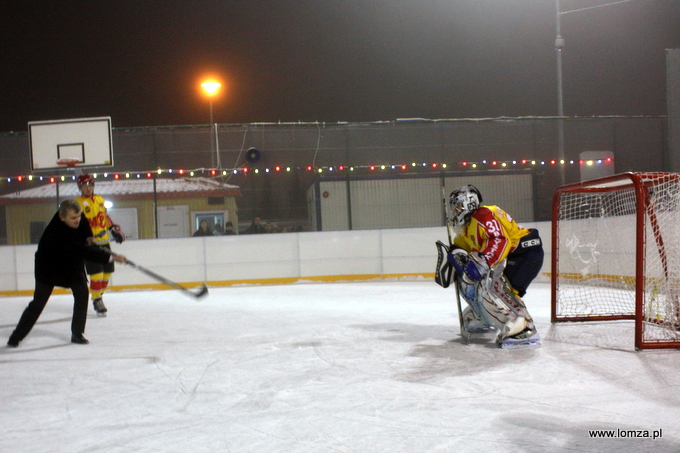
[56,157,84,176]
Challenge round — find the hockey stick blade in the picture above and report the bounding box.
[193,283,210,299]
[125,260,209,299]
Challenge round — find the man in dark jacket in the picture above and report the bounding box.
[244,217,266,234]
[7,200,127,347]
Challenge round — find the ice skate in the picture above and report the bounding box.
[93,297,107,317]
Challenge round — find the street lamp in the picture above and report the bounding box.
[201,80,222,169]
[555,0,565,185]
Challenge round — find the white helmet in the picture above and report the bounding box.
[448,185,482,227]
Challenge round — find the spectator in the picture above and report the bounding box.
[193,220,213,237]
[244,217,266,234]
[224,221,236,235]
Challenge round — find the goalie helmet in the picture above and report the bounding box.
[449,185,483,227]
[77,174,94,188]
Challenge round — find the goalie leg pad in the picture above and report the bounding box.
[475,267,539,344]
[499,316,528,339]
[479,290,516,330]
[456,278,493,325]
[487,268,535,323]
[497,321,541,349]
[462,306,495,332]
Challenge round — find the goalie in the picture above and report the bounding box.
[436,185,544,348]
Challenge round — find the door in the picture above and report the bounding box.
[107,207,139,240]
[157,205,189,238]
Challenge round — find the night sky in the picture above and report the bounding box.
[1,0,679,132]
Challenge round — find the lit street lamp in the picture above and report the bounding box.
[201,80,222,169]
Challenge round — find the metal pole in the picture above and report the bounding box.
[153,173,158,239]
[214,121,221,170]
[209,100,218,169]
[556,0,565,185]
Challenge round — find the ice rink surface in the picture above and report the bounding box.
[2,281,679,453]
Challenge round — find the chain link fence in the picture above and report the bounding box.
[0,116,670,243]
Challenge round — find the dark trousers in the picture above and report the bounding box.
[9,272,90,344]
[504,229,544,298]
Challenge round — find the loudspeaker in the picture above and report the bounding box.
[245,147,262,163]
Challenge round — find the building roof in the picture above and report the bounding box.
[0,177,240,205]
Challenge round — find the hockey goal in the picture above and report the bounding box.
[551,172,680,350]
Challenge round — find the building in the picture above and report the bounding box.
[0,177,240,244]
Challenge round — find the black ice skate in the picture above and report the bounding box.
[93,297,107,317]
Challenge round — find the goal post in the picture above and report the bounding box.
[551,172,680,350]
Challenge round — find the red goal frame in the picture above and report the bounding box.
[551,172,680,350]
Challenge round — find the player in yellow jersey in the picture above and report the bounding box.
[443,185,543,348]
[76,174,125,316]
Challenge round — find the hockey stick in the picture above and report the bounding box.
[92,242,209,300]
[124,259,209,299]
[454,278,470,343]
[441,185,454,245]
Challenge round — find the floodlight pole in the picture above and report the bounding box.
[201,80,222,170]
[555,0,565,185]
[208,99,221,169]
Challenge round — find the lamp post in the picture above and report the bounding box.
[201,80,222,169]
[555,0,565,185]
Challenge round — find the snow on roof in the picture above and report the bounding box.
[0,177,240,204]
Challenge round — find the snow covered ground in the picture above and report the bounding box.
[1,281,679,452]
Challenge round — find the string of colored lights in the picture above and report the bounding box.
[3,157,613,183]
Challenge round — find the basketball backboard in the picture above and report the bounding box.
[29,117,114,171]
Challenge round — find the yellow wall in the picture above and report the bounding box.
[6,203,56,245]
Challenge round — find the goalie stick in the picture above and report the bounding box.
[438,185,470,343]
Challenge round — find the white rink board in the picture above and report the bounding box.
[205,234,301,281]
[0,223,551,292]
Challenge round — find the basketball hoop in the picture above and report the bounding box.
[56,157,81,169]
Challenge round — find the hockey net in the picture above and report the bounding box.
[551,172,680,350]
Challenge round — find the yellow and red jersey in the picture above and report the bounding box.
[453,205,530,269]
[76,194,112,246]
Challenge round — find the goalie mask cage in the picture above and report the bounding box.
[551,172,680,350]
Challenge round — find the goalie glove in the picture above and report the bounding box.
[448,250,489,282]
[464,251,489,281]
[109,224,126,243]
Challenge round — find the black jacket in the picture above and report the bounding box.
[244,223,266,234]
[34,212,111,287]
